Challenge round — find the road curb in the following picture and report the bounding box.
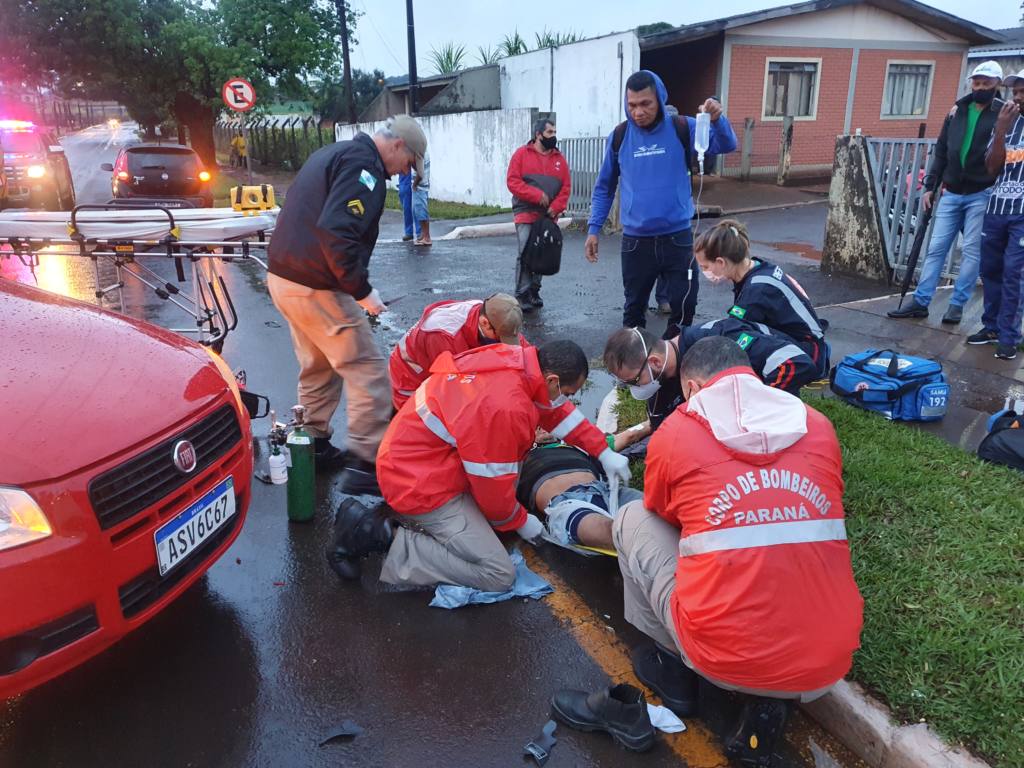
[802,680,990,768]
[439,217,573,240]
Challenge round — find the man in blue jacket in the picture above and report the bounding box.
[585,70,737,334]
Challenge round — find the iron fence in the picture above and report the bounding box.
[215,117,335,171]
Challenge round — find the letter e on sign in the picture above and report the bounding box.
[222,78,256,112]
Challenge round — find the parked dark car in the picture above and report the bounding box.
[0,120,76,211]
[102,144,214,208]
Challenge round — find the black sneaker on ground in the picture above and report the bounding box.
[551,683,655,752]
[325,498,393,580]
[631,642,698,716]
[338,457,382,496]
[531,293,544,308]
[314,437,348,471]
[966,329,999,345]
[994,344,1018,360]
[517,295,536,313]
[724,697,790,768]
[941,304,963,325]
[886,300,928,319]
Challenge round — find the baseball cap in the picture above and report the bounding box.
[388,114,427,177]
[482,293,524,345]
[970,60,1004,80]
[1004,69,1024,87]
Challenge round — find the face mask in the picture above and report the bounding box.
[540,135,557,150]
[550,392,569,408]
[628,362,663,401]
[701,267,727,284]
[972,88,997,104]
[477,330,497,346]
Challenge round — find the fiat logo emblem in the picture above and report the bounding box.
[173,440,197,473]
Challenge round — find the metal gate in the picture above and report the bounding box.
[865,137,963,283]
[560,136,606,218]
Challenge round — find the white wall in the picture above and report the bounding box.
[336,108,534,207]
[730,5,967,44]
[499,30,641,139]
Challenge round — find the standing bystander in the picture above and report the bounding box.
[413,151,431,246]
[397,171,420,242]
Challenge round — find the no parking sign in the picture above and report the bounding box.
[222,78,256,112]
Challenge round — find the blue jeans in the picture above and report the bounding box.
[912,189,989,308]
[621,229,697,333]
[979,213,1024,347]
[398,173,419,238]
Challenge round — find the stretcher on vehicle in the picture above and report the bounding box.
[0,203,277,349]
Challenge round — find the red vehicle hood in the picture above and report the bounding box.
[0,280,230,484]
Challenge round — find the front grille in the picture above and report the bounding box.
[88,404,241,530]
[118,509,242,618]
[0,606,99,676]
[4,165,23,182]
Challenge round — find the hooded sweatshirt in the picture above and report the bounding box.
[643,368,863,693]
[588,71,737,237]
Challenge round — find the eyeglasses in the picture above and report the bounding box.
[612,329,656,387]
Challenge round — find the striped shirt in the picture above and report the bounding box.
[987,115,1024,215]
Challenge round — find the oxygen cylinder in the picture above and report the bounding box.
[269,444,288,485]
[286,405,316,522]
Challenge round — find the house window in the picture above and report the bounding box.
[763,59,820,120]
[882,62,934,118]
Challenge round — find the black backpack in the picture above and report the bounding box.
[610,115,693,178]
[523,217,563,276]
[977,411,1024,472]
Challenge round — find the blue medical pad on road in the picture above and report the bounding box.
[429,548,553,609]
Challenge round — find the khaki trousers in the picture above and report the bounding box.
[267,273,391,463]
[380,494,517,592]
[612,500,834,702]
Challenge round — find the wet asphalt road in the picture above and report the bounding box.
[3,124,1018,768]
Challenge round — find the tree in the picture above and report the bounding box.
[476,46,501,66]
[4,0,348,167]
[637,21,675,36]
[499,31,529,57]
[428,42,467,75]
[310,68,384,124]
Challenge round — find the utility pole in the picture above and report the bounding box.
[405,0,418,114]
[335,0,357,123]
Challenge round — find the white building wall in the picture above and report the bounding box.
[499,30,641,138]
[336,108,534,207]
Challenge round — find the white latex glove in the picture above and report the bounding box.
[516,513,544,544]
[357,288,386,316]
[599,447,631,486]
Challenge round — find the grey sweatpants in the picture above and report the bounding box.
[612,500,834,702]
[380,494,517,592]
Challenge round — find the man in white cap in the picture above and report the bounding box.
[889,60,1003,325]
[974,69,1024,360]
[268,114,428,495]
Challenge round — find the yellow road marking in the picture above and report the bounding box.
[523,548,729,767]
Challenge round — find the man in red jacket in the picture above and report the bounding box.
[388,293,524,411]
[328,340,632,589]
[611,336,862,763]
[507,118,570,311]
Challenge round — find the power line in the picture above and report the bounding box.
[353,0,405,70]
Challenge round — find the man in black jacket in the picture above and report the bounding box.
[268,115,427,495]
[889,61,1003,324]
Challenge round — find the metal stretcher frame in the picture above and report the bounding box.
[0,203,273,350]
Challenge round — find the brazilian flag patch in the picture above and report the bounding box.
[736,332,754,350]
[729,305,747,319]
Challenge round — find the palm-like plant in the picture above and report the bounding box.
[534,29,582,48]
[476,45,501,66]
[499,31,529,57]
[428,42,467,74]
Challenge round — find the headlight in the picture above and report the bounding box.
[26,165,46,179]
[0,487,52,552]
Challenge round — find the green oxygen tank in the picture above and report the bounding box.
[286,404,316,522]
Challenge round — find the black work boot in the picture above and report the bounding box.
[631,642,698,716]
[338,457,381,496]
[941,303,963,325]
[314,437,347,471]
[887,300,928,319]
[551,683,655,752]
[724,697,790,768]
[326,498,393,580]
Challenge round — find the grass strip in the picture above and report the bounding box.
[613,387,1024,767]
[384,188,510,220]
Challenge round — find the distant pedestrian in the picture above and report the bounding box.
[507,117,570,311]
[398,171,420,242]
[586,70,737,336]
[230,131,248,170]
[971,71,1024,360]
[888,60,1004,325]
[267,114,428,494]
[413,151,431,246]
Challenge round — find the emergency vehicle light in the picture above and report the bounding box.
[0,120,36,131]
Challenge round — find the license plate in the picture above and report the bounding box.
[154,478,235,576]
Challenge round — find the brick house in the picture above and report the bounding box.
[640,0,999,176]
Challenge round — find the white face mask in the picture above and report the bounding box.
[629,362,663,401]
[701,267,727,284]
[550,392,569,408]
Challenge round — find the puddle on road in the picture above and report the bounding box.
[762,241,823,261]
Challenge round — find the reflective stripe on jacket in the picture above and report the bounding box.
[643,368,863,693]
[378,344,608,531]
